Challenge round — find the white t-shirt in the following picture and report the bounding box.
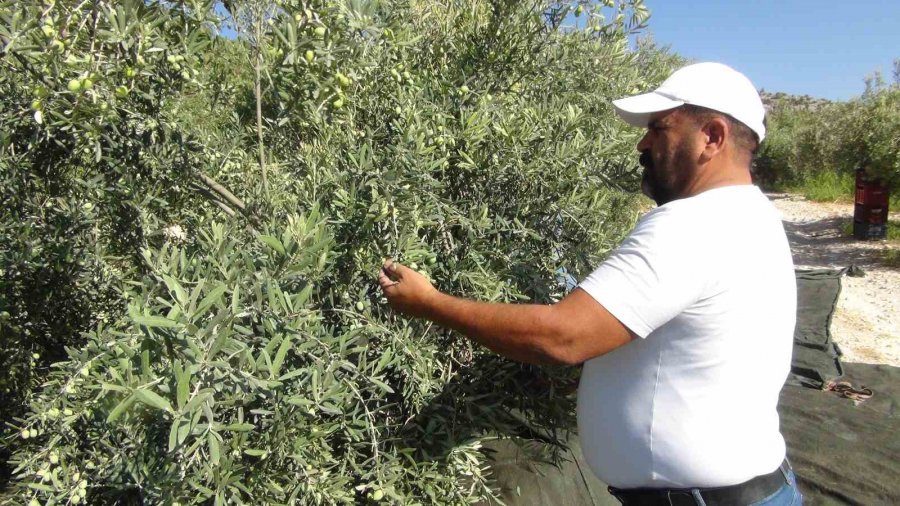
[576,185,796,489]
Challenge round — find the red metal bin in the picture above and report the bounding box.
[853,168,889,240]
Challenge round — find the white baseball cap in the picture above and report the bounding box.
[613,62,766,142]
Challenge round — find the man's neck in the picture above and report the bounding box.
[682,160,752,198]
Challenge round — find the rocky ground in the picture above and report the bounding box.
[768,193,899,366]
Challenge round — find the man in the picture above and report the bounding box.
[378,62,802,506]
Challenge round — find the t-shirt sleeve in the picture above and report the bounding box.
[577,208,708,338]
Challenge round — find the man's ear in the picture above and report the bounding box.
[700,116,728,161]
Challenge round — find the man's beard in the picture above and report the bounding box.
[639,141,696,206]
[639,150,676,206]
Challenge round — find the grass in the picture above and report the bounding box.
[882,249,900,268]
[789,170,900,210]
[890,220,900,241]
[792,171,856,203]
[840,218,900,267]
[841,218,900,239]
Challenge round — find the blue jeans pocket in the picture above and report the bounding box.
[748,470,803,506]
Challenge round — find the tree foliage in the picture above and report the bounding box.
[1,0,681,503]
[754,62,900,190]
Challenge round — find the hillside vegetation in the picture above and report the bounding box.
[754,65,900,203]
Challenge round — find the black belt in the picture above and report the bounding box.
[607,460,791,506]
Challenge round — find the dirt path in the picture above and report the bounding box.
[768,193,900,366]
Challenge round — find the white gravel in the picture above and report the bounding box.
[768,193,900,366]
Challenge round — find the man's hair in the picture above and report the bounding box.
[681,104,762,158]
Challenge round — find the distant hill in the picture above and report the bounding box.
[759,90,833,112]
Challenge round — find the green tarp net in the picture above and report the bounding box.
[788,269,846,389]
[780,362,900,505]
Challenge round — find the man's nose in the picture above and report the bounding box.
[636,131,652,152]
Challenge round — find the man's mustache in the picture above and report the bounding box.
[639,150,652,169]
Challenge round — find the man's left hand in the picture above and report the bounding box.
[378,259,440,319]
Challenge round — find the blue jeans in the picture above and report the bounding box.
[693,465,803,506]
[746,467,803,506]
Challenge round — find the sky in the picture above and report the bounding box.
[215,2,897,101]
[636,0,899,101]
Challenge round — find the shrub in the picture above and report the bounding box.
[2,0,679,503]
[795,171,855,203]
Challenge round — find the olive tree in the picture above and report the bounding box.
[2,1,681,503]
